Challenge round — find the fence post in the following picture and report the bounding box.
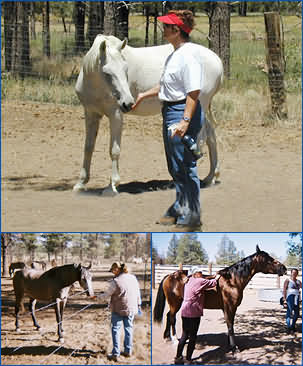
[276,274,281,288]
[152,261,155,289]
[208,262,212,275]
[264,12,288,119]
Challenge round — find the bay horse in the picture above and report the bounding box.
[13,263,94,343]
[74,35,223,194]
[9,262,26,277]
[153,245,287,352]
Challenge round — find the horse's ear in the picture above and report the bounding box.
[99,40,106,56]
[119,38,128,51]
[256,245,261,253]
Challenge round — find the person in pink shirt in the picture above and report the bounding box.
[175,267,220,364]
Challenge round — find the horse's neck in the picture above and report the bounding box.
[57,266,79,287]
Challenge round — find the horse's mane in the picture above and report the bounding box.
[218,253,256,279]
[42,264,77,278]
[82,34,121,74]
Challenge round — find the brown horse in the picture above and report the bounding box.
[13,263,94,343]
[153,245,287,352]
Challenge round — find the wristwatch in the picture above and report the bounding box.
[183,116,190,123]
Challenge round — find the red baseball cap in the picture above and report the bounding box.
[158,13,192,34]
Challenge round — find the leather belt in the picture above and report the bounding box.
[162,99,186,106]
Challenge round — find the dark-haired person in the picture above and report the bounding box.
[97,262,141,361]
[132,10,208,232]
[175,267,220,364]
[283,268,301,333]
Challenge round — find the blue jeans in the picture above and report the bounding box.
[111,312,134,356]
[162,101,204,226]
[286,294,300,330]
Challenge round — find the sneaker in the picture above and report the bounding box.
[121,351,131,358]
[107,354,119,362]
[174,355,184,364]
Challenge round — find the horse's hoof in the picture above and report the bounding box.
[101,185,118,196]
[73,182,86,192]
[58,337,64,343]
[16,328,21,333]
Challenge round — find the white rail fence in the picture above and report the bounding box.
[153,264,300,290]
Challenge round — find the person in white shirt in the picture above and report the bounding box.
[132,10,204,232]
[96,262,141,361]
[283,268,302,333]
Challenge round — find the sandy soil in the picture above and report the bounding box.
[152,288,302,365]
[2,100,301,232]
[1,266,151,365]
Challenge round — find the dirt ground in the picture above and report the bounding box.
[152,288,302,365]
[2,100,301,232]
[1,266,151,365]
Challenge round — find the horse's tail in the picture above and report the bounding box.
[153,275,168,323]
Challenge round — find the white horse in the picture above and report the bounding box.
[74,35,223,194]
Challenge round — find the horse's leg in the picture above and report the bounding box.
[199,117,219,188]
[223,308,239,353]
[103,109,123,195]
[29,298,40,330]
[164,311,172,340]
[170,311,179,344]
[54,299,64,343]
[59,297,67,333]
[73,110,101,191]
[15,299,21,332]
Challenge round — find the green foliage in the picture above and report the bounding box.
[286,233,302,267]
[176,234,208,265]
[215,234,242,266]
[166,234,179,264]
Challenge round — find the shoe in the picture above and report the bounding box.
[107,354,119,361]
[174,355,184,364]
[156,216,177,225]
[171,223,202,232]
[121,351,131,357]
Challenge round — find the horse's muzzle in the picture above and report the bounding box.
[120,102,133,113]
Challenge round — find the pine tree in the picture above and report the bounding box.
[176,234,208,265]
[215,234,239,265]
[166,234,179,264]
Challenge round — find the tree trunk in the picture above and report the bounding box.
[145,4,150,46]
[74,1,86,54]
[116,1,129,40]
[2,234,10,277]
[153,3,158,45]
[208,2,230,78]
[3,1,16,71]
[11,2,31,78]
[42,2,50,57]
[238,1,247,16]
[104,1,128,40]
[87,1,104,47]
[30,2,36,40]
[264,12,288,119]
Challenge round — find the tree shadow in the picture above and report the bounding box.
[191,307,302,365]
[1,345,97,358]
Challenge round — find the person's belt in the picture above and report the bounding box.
[163,99,186,106]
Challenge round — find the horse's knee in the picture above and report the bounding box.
[110,141,121,159]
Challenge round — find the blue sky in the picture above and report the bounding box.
[152,233,299,262]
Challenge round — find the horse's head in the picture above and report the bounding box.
[255,245,287,276]
[77,264,94,296]
[99,36,134,113]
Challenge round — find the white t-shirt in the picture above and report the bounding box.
[158,42,203,102]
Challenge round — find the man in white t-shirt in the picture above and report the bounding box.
[132,10,205,232]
